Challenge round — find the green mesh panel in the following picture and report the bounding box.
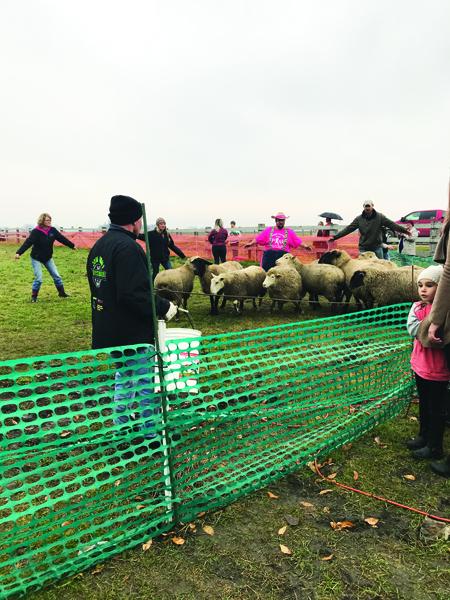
[390,249,438,268]
[0,305,414,597]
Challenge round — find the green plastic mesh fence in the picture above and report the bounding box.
[0,305,414,597]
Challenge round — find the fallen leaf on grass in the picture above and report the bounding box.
[92,567,104,574]
[364,518,379,527]
[285,515,299,526]
[62,521,71,527]
[11,419,18,425]
[374,436,387,447]
[203,526,214,536]
[114,480,122,487]
[267,492,279,499]
[321,554,334,561]
[331,521,355,531]
[189,523,196,530]
[136,505,146,510]
[307,461,316,472]
[300,502,314,508]
[280,544,291,554]
[324,507,330,513]
[327,473,337,480]
[404,475,415,481]
[123,575,130,582]
[142,539,153,551]
[60,431,71,438]
[353,471,359,481]
[349,406,355,415]
[409,416,418,421]
[342,444,352,451]
[278,526,287,535]
[172,537,185,545]
[318,489,333,496]
[196,511,206,517]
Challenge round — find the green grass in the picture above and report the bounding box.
[2,243,450,600]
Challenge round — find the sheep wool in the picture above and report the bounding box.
[263,266,303,313]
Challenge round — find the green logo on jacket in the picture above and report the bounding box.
[91,256,106,288]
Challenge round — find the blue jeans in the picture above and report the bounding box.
[31,257,63,291]
[152,260,172,281]
[114,346,161,440]
[358,246,384,259]
[212,245,227,264]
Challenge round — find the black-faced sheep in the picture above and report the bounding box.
[262,266,303,313]
[191,257,244,315]
[210,266,266,315]
[154,257,195,309]
[319,249,390,309]
[275,253,347,310]
[349,265,424,307]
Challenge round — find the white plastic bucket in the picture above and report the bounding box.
[157,322,202,393]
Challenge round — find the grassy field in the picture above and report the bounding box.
[2,244,450,600]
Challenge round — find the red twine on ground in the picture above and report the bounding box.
[314,457,450,523]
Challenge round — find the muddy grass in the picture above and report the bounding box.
[27,409,450,600]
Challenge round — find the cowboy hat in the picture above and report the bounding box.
[271,212,289,219]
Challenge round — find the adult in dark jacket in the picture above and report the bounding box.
[14,212,76,302]
[208,218,228,264]
[87,196,177,446]
[328,200,410,258]
[141,217,186,280]
[87,196,175,350]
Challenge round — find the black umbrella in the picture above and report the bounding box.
[318,212,343,220]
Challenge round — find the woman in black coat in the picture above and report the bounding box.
[14,213,77,302]
[143,217,186,280]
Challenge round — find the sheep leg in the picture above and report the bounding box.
[269,300,276,314]
[220,297,227,310]
[278,301,283,311]
[210,294,220,316]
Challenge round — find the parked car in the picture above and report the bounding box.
[392,209,447,237]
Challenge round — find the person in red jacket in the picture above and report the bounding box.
[14,213,76,302]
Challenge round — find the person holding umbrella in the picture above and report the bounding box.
[318,212,343,237]
[244,211,312,271]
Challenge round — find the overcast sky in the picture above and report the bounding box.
[1,0,449,229]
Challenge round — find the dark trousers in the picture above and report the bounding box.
[415,373,447,447]
[261,249,288,272]
[151,259,172,281]
[212,245,227,264]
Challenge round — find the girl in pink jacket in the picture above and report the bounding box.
[406,265,449,460]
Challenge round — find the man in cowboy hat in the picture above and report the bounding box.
[244,211,312,271]
[328,200,410,258]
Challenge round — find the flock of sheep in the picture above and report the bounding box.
[153,251,423,317]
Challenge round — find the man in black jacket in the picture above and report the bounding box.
[328,200,410,258]
[87,195,176,445]
[87,195,175,350]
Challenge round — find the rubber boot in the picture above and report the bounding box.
[56,285,70,298]
[31,290,39,303]
[430,455,450,478]
[412,412,445,460]
[406,397,429,449]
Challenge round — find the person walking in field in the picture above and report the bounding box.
[244,211,312,271]
[406,265,450,461]
[14,212,76,302]
[328,200,410,258]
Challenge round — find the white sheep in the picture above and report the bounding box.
[319,249,390,309]
[357,251,398,270]
[262,266,303,313]
[191,257,243,315]
[154,257,195,310]
[276,253,347,310]
[210,266,266,315]
[349,265,424,307]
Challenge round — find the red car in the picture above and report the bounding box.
[395,209,446,237]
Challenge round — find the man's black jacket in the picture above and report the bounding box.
[87,226,170,350]
[140,229,186,262]
[17,227,75,263]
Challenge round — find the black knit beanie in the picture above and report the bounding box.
[108,195,142,225]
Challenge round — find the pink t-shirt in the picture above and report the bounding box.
[255,227,302,252]
[410,302,450,381]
